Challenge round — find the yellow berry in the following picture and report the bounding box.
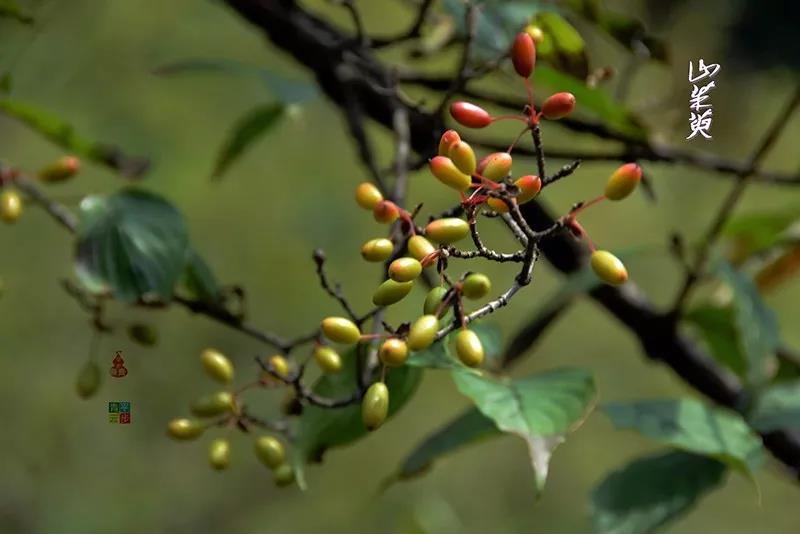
[407,315,439,351]
[75,361,101,399]
[362,382,389,431]
[462,273,491,300]
[407,235,436,262]
[268,354,291,378]
[591,250,628,285]
[0,190,22,223]
[455,329,484,367]
[355,182,383,210]
[448,140,477,175]
[379,338,409,367]
[200,348,234,384]
[604,163,642,201]
[372,279,415,306]
[255,435,286,468]
[209,438,231,470]
[314,345,342,373]
[425,218,470,244]
[321,317,361,344]
[361,238,394,262]
[429,156,472,191]
[524,24,545,44]
[477,152,512,181]
[438,129,461,156]
[190,391,235,417]
[388,257,422,282]
[273,463,295,487]
[167,418,205,441]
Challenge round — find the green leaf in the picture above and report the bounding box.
[749,380,800,432]
[293,359,422,489]
[603,399,764,478]
[0,98,148,177]
[75,188,189,303]
[590,450,727,534]
[534,12,588,78]
[0,0,33,24]
[715,261,780,386]
[212,102,285,179]
[723,206,800,259]
[453,367,596,493]
[534,66,645,140]
[154,58,317,104]
[683,305,746,378]
[394,408,500,481]
[180,250,221,305]
[0,72,11,94]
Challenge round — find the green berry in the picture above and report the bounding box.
[455,329,484,367]
[591,250,628,285]
[167,418,205,441]
[379,338,409,367]
[190,391,235,417]
[0,190,22,223]
[425,218,470,244]
[273,463,295,487]
[200,348,234,384]
[407,315,439,351]
[361,238,394,262]
[407,235,436,262]
[462,273,491,300]
[388,257,422,282]
[321,317,361,344]
[255,436,286,469]
[372,279,414,306]
[423,287,450,317]
[355,182,383,210]
[314,345,342,373]
[209,438,231,471]
[75,361,101,399]
[362,382,389,431]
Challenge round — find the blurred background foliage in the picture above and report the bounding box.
[0,0,799,532]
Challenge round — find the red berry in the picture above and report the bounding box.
[438,129,461,156]
[373,200,400,223]
[449,101,492,129]
[541,92,576,120]
[511,32,536,78]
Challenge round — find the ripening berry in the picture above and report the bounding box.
[191,391,235,417]
[128,323,157,346]
[591,250,628,285]
[273,463,295,487]
[167,418,205,441]
[38,155,80,183]
[373,200,400,224]
[407,315,439,351]
[487,175,541,212]
[361,238,394,262]
[448,140,477,176]
[355,182,384,210]
[388,257,422,282]
[362,382,389,431]
[314,345,342,373]
[255,435,286,469]
[477,152,513,181]
[407,235,436,262]
[269,354,291,378]
[425,218,470,244]
[450,101,492,128]
[455,329,484,367]
[511,32,536,78]
[423,286,450,316]
[379,338,409,367]
[0,190,22,223]
[75,361,101,399]
[321,317,361,344]
[209,438,231,471]
[200,348,234,384]
[372,279,415,306]
[542,92,576,120]
[429,156,472,191]
[604,163,642,201]
[524,24,545,44]
[462,273,491,300]
[438,129,461,156]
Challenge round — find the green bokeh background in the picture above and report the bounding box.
[1,1,799,532]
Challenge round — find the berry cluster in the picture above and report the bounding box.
[0,156,80,223]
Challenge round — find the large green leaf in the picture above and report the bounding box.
[453,367,596,493]
[211,102,285,179]
[0,0,32,23]
[603,399,764,478]
[683,305,746,378]
[75,189,189,303]
[715,261,780,386]
[534,12,588,78]
[293,358,422,489]
[590,450,726,534]
[534,66,645,140]
[723,206,800,259]
[0,98,148,177]
[393,408,500,482]
[749,380,800,432]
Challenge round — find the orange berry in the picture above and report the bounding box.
[590,250,628,286]
[38,155,81,183]
[487,175,541,212]
[355,182,383,210]
[450,101,492,128]
[604,163,642,201]
[477,152,512,181]
[542,92,576,120]
[438,129,461,156]
[373,200,400,223]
